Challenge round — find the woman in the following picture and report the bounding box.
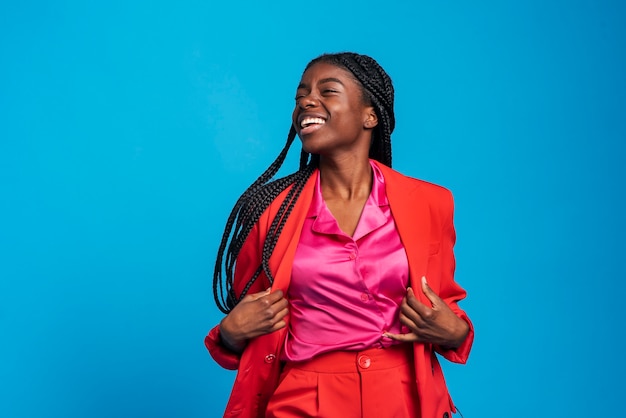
[206,52,474,418]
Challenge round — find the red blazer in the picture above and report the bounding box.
[205,161,474,418]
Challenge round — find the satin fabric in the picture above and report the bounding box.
[285,161,409,361]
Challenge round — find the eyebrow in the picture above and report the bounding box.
[297,77,346,90]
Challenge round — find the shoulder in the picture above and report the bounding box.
[373,160,453,205]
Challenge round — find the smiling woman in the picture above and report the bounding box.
[205,52,473,418]
[294,63,379,164]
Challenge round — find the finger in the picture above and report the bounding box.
[270,297,289,314]
[249,289,284,309]
[266,288,285,303]
[249,304,288,337]
[273,306,289,323]
[398,309,420,330]
[270,318,288,332]
[261,307,289,335]
[404,288,433,319]
[257,294,288,320]
[420,276,442,307]
[246,288,272,301]
[398,309,431,337]
[382,332,419,343]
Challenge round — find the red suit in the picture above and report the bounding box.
[205,161,474,418]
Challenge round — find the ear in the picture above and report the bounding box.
[363,106,378,129]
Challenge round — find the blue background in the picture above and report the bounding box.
[1,1,625,417]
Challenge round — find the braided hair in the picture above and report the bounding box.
[213,52,396,314]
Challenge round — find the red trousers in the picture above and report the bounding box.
[266,344,420,418]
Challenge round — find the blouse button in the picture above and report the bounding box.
[264,354,276,363]
[360,293,369,302]
[348,252,356,260]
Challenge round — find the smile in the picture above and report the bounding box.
[300,117,326,128]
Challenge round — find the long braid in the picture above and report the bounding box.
[213,127,306,313]
[213,52,395,314]
[260,164,315,278]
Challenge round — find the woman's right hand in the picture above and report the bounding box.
[218,288,289,353]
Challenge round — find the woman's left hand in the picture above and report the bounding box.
[384,276,469,349]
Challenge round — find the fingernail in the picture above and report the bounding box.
[421,276,427,285]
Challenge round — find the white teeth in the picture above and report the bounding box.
[300,117,325,128]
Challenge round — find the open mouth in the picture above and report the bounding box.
[300,117,326,128]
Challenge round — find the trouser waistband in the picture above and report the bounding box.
[285,343,413,373]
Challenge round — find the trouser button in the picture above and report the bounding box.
[358,355,371,369]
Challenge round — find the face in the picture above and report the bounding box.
[292,62,378,158]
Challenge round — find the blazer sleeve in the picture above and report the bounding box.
[433,189,474,364]
[204,324,241,370]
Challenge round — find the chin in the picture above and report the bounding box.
[299,138,322,155]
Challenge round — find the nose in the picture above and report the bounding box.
[297,93,319,109]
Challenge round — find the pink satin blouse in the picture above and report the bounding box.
[283,161,410,362]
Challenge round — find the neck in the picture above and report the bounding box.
[318,155,373,201]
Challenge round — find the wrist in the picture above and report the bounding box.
[448,319,470,349]
[219,319,247,353]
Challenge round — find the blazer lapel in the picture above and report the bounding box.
[376,162,432,305]
[269,170,318,293]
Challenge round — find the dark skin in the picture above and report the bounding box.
[384,277,469,348]
[219,62,468,352]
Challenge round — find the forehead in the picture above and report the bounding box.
[298,62,360,87]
